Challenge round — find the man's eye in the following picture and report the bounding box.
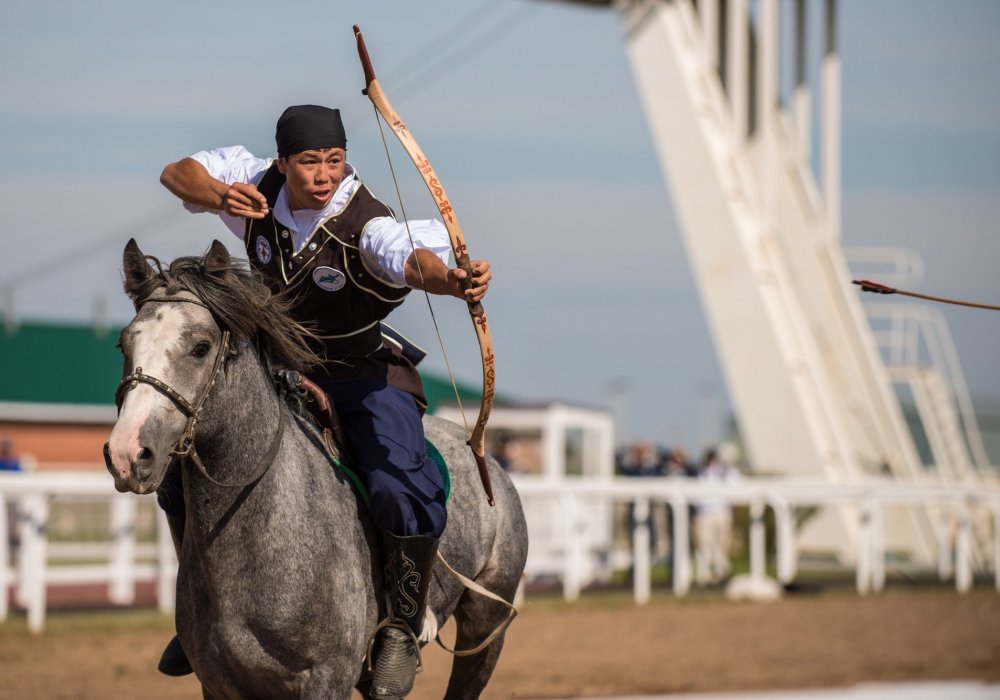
[192,341,211,358]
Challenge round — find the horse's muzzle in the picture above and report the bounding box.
[104,440,157,494]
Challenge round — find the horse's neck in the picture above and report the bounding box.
[182,352,285,532]
[180,353,371,558]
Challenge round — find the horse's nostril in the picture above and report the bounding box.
[134,446,154,481]
[103,442,114,473]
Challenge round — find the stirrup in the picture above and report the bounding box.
[367,618,423,699]
[365,618,423,674]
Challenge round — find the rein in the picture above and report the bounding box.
[115,295,285,489]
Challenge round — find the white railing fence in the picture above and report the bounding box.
[1,472,175,633]
[2,472,998,633]
[510,476,1000,603]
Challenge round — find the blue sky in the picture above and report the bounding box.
[1,0,998,452]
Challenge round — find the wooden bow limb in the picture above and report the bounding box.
[354,25,496,505]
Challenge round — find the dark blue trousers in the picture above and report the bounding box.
[316,377,447,538]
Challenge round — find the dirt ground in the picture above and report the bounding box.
[2,587,999,699]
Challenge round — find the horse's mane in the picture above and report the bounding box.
[130,251,323,373]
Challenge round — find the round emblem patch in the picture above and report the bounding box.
[255,236,272,264]
[313,266,346,292]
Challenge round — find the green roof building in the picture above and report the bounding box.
[0,321,486,417]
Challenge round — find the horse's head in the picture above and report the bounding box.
[104,238,321,494]
[104,239,235,494]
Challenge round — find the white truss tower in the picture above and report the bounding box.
[604,0,955,562]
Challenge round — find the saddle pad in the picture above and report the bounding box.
[288,411,451,509]
[335,438,451,509]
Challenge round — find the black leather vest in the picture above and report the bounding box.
[245,164,424,403]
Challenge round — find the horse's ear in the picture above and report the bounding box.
[122,238,154,304]
[204,240,232,279]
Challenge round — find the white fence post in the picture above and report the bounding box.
[871,498,885,593]
[20,494,49,634]
[561,494,582,602]
[749,496,766,581]
[771,493,796,583]
[157,509,177,614]
[670,494,691,596]
[856,501,872,595]
[632,498,651,605]
[955,501,972,593]
[937,504,954,581]
[994,504,1000,594]
[0,494,8,622]
[109,496,137,605]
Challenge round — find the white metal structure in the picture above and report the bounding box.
[3,471,998,632]
[554,0,1000,565]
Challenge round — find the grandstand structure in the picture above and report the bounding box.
[564,0,996,565]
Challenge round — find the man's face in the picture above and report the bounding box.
[277,147,346,210]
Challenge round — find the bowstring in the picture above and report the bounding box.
[370,104,474,438]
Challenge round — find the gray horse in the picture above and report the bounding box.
[104,239,528,699]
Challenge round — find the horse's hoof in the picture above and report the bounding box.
[158,635,194,677]
[370,627,417,699]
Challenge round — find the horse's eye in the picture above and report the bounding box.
[192,341,211,358]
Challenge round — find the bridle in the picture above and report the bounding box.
[114,295,285,489]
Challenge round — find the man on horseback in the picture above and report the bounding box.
[159,104,492,698]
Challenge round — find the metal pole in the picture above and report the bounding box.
[822,0,841,239]
[728,0,749,147]
[793,0,811,160]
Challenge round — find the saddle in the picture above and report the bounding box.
[273,368,451,508]
[274,369,345,455]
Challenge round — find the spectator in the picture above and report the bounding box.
[664,445,699,478]
[617,441,666,477]
[694,443,741,586]
[617,441,670,563]
[491,431,524,473]
[661,444,698,573]
[0,438,21,472]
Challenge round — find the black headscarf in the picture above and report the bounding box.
[275,105,347,157]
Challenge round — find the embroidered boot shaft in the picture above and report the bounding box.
[370,531,439,699]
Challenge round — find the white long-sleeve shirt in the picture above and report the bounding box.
[183,145,452,287]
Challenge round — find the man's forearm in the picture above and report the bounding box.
[160,158,228,210]
[404,249,454,296]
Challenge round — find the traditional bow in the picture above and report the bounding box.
[354,25,497,505]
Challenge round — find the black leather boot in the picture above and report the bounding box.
[156,466,193,677]
[369,531,439,700]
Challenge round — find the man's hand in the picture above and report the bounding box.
[450,260,491,303]
[223,183,269,219]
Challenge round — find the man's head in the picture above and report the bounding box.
[275,105,347,211]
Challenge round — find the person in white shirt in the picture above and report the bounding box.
[694,443,742,586]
